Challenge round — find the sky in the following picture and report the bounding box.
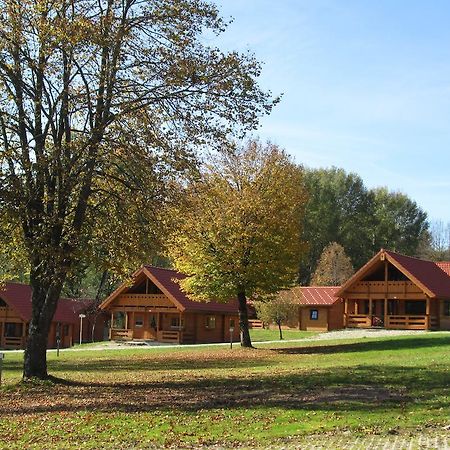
[212,0,450,223]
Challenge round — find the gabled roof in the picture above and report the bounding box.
[100,266,239,314]
[0,282,92,323]
[336,249,450,299]
[436,262,450,277]
[279,286,340,306]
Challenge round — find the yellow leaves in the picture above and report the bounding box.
[167,140,308,301]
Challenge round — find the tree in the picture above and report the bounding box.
[371,188,429,256]
[300,168,374,284]
[311,242,353,286]
[167,141,307,347]
[254,294,298,340]
[300,168,430,283]
[0,0,276,379]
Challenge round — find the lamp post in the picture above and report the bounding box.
[229,326,234,349]
[79,314,86,345]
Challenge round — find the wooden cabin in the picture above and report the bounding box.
[277,286,344,332]
[337,249,450,330]
[100,266,240,344]
[298,286,344,331]
[0,282,104,350]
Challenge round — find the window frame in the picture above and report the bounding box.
[205,316,216,329]
[310,309,319,321]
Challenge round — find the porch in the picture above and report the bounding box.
[345,295,438,330]
[0,306,27,349]
[108,294,195,344]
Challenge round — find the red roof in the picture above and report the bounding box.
[436,261,450,277]
[385,251,450,299]
[280,286,340,306]
[144,266,239,314]
[0,282,92,323]
[299,286,340,305]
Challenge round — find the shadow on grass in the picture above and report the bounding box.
[274,335,450,355]
[1,363,448,416]
[2,353,278,374]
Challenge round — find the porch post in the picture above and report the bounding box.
[384,297,388,328]
[110,312,114,339]
[124,311,128,329]
[425,297,431,330]
[344,298,348,327]
[369,297,373,327]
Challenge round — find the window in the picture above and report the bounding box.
[63,324,70,337]
[405,301,426,315]
[113,312,126,329]
[135,316,144,328]
[5,322,23,337]
[170,317,184,329]
[444,301,450,317]
[310,309,319,320]
[205,316,216,329]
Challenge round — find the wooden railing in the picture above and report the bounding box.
[2,336,25,349]
[248,319,264,329]
[157,330,180,343]
[110,328,133,341]
[348,314,435,330]
[115,294,174,308]
[385,315,434,330]
[347,315,371,328]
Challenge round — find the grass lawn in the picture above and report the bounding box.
[0,333,449,448]
[250,328,318,341]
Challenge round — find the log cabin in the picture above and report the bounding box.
[0,282,104,350]
[99,266,240,344]
[337,249,450,330]
[277,286,344,331]
[298,286,344,331]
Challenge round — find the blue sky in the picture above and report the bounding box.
[213,0,450,222]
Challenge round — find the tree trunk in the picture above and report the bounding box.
[277,321,283,340]
[237,291,253,348]
[23,279,63,380]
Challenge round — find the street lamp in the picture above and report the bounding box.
[79,314,86,345]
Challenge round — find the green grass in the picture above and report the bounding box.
[0,333,449,449]
[250,328,318,341]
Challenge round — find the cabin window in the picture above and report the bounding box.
[4,322,23,337]
[310,309,319,320]
[134,316,144,328]
[113,312,126,329]
[63,324,70,337]
[170,317,184,329]
[205,316,216,329]
[0,298,7,307]
[405,301,426,315]
[444,301,450,316]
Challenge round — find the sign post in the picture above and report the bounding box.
[229,326,234,349]
[79,314,86,345]
[0,353,4,386]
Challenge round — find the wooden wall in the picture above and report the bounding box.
[439,300,450,330]
[299,306,329,332]
[328,300,345,331]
